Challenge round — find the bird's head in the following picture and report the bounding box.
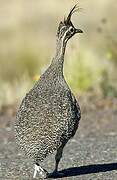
[57,5,83,43]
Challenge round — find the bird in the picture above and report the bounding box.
[15,4,83,179]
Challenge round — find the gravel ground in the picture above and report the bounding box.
[0,98,117,179]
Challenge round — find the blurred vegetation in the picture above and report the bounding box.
[0,0,117,110]
[65,49,101,93]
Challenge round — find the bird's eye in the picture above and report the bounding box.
[70,27,74,33]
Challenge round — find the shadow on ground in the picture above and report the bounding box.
[48,162,117,179]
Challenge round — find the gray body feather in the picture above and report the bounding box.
[15,65,81,163]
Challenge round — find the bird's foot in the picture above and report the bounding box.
[33,164,48,179]
[48,170,64,178]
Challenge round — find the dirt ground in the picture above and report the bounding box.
[0,97,117,179]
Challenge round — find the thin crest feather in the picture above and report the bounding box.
[57,3,82,37]
[64,4,81,24]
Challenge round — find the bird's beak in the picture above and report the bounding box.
[75,28,83,33]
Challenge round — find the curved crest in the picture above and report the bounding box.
[64,4,80,25]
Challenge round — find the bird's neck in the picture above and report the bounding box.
[51,38,67,75]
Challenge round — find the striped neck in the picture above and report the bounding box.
[51,37,67,74]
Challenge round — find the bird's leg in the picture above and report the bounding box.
[33,163,48,179]
[47,143,67,178]
[33,164,39,178]
[53,143,66,173]
[54,147,63,172]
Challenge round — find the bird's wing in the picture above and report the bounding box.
[71,92,81,120]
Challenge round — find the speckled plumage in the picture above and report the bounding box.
[15,5,82,178]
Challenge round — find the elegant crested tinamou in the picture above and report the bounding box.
[15,4,83,179]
